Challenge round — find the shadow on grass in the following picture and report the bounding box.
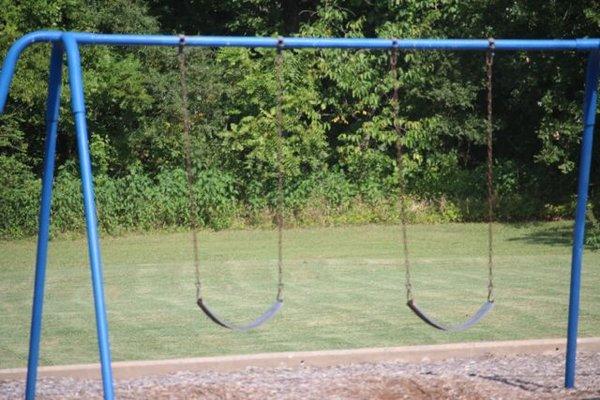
[506,224,573,248]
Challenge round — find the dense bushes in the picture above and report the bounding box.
[0,162,572,239]
[0,167,242,238]
[1,1,598,238]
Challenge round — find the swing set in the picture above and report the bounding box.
[0,32,598,400]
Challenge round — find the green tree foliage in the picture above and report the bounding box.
[0,0,598,237]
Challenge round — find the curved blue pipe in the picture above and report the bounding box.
[0,31,62,113]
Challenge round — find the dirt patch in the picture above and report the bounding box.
[2,352,599,399]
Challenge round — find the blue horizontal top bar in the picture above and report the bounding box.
[0,30,599,113]
[8,31,600,51]
[72,32,600,51]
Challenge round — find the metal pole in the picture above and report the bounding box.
[24,43,64,400]
[69,33,600,51]
[565,50,600,389]
[62,33,115,400]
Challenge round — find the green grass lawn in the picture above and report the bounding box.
[1,222,599,368]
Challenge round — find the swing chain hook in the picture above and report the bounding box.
[486,37,495,303]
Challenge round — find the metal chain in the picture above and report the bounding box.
[390,44,413,302]
[392,41,495,303]
[485,38,495,302]
[178,35,202,301]
[275,37,285,301]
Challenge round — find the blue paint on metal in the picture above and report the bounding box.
[62,33,115,400]
[565,50,600,389]
[17,31,600,50]
[0,32,62,113]
[25,43,64,400]
[1,31,599,114]
[0,32,598,399]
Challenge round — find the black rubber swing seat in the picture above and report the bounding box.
[197,298,283,332]
[407,299,494,332]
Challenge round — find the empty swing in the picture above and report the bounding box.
[389,39,496,332]
[177,36,285,331]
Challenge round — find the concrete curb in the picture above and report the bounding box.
[2,337,599,381]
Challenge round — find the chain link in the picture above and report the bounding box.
[392,40,496,303]
[390,44,413,302]
[180,37,491,305]
[486,38,495,302]
[179,35,286,303]
[275,37,285,301]
[178,35,203,301]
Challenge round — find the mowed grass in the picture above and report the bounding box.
[1,222,599,368]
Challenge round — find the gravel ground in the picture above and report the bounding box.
[2,352,599,399]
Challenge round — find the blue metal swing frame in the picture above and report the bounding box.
[0,32,598,399]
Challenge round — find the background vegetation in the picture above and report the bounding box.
[1,0,599,238]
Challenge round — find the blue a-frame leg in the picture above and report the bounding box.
[25,43,64,400]
[565,50,600,389]
[24,36,116,399]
